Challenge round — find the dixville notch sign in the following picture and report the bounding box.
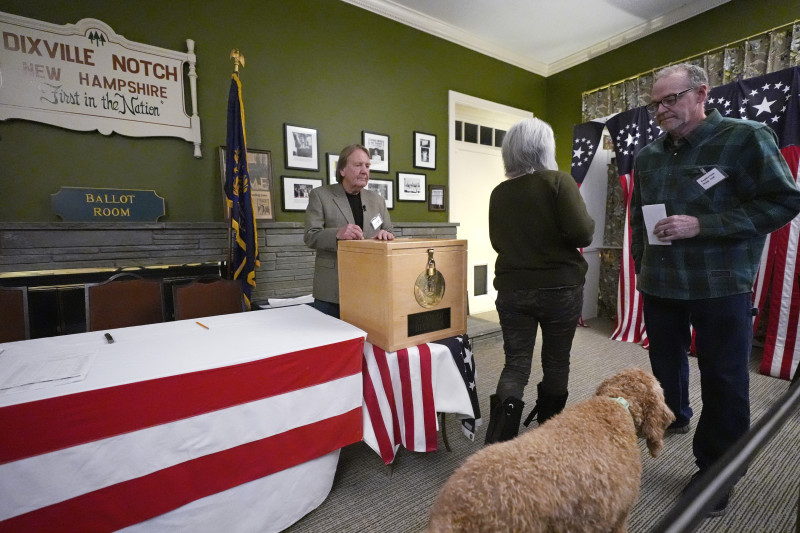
[0,11,202,157]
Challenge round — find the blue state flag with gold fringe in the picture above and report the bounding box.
[225,72,259,307]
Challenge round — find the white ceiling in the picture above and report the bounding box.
[342,0,732,76]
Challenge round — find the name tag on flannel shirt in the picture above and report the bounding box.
[696,168,728,190]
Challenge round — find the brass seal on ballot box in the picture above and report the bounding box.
[414,248,445,308]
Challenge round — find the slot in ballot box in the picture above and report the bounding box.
[338,238,467,352]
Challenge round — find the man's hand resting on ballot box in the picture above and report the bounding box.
[337,224,394,241]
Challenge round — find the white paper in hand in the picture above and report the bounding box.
[642,204,671,246]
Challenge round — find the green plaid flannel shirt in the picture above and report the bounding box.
[631,109,800,300]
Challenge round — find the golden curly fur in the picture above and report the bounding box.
[427,368,675,533]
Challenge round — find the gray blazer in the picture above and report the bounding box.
[303,183,393,303]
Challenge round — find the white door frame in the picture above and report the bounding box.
[448,91,533,160]
[448,91,532,314]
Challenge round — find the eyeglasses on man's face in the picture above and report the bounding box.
[645,87,697,115]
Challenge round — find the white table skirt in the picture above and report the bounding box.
[0,306,365,532]
[121,450,340,533]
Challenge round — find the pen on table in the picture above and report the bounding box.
[104,333,115,344]
[196,321,210,330]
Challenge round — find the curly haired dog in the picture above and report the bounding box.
[428,368,675,533]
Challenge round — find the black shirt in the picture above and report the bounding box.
[346,191,364,229]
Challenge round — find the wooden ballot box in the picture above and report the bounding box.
[338,238,467,352]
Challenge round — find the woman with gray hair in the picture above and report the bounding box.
[484,117,595,444]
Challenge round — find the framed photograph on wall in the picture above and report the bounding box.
[428,184,446,212]
[362,131,389,173]
[326,152,340,184]
[281,176,322,212]
[366,178,394,209]
[284,124,319,171]
[397,172,426,202]
[413,131,436,170]
[219,146,275,221]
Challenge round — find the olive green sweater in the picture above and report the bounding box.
[489,170,595,290]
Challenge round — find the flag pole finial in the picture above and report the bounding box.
[230,49,245,73]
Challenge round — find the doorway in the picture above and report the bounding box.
[448,91,532,315]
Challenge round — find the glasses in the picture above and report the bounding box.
[645,87,696,115]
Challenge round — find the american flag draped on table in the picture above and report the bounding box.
[572,65,800,380]
[362,336,479,465]
[433,335,480,439]
[362,343,438,465]
[225,72,259,308]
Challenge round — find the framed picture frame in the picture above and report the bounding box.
[362,131,389,173]
[281,176,322,212]
[366,178,394,209]
[397,172,426,202]
[284,123,319,171]
[219,146,275,221]
[413,131,437,170]
[427,184,447,212]
[326,152,340,184]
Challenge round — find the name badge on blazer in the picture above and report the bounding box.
[371,214,383,229]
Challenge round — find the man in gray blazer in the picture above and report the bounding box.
[304,143,394,318]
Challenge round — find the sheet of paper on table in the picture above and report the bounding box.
[0,349,95,393]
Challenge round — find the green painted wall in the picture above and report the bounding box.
[0,1,546,222]
[3,0,796,224]
[546,0,799,172]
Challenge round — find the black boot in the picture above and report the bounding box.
[483,395,502,445]
[523,383,569,427]
[484,395,525,445]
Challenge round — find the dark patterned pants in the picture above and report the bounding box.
[495,284,584,401]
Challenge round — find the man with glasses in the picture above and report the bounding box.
[631,63,800,517]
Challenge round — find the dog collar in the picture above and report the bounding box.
[611,396,630,412]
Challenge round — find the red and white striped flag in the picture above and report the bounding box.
[362,343,438,465]
[707,67,800,380]
[604,106,657,346]
[758,146,800,379]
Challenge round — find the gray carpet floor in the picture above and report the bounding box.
[286,316,799,533]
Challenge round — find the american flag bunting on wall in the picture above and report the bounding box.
[571,65,800,380]
[604,106,661,346]
[570,118,606,327]
[570,120,605,187]
[706,67,800,380]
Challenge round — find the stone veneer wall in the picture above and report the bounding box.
[0,222,459,304]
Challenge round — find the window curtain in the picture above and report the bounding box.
[582,24,800,121]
